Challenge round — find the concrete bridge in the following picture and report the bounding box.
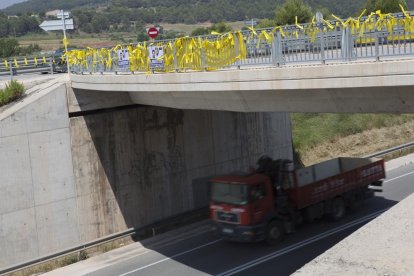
[71,58,414,113]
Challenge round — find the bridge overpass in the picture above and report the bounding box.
[71,58,414,113]
[69,11,414,113]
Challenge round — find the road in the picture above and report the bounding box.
[46,162,414,276]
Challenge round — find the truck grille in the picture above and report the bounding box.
[216,211,240,224]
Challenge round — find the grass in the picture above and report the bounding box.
[17,21,248,51]
[0,80,25,107]
[292,113,414,156]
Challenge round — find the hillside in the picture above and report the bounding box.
[4,0,369,20]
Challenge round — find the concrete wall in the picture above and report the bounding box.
[0,83,80,268]
[0,81,292,269]
[70,108,292,241]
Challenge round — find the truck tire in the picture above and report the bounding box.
[266,221,284,245]
[328,197,346,221]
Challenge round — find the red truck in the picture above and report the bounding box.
[209,156,385,244]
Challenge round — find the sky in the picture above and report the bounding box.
[0,0,28,9]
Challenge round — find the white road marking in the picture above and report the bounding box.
[384,171,414,183]
[119,239,222,276]
[119,167,412,276]
[216,208,388,276]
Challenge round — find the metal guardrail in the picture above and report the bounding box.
[0,207,208,275]
[0,56,63,80]
[364,141,414,158]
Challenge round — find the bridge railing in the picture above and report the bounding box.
[69,10,414,74]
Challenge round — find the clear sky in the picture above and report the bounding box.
[0,0,28,9]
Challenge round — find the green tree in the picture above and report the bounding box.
[257,18,277,28]
[364,0,407,13]
[275,0,313,25]
[210,22,233,33]
[0,38,19,58]
[91,14,110,33]
[191,27,210,36]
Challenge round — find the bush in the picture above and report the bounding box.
[0,80,25,107]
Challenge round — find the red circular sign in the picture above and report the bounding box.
[147,27,159,39]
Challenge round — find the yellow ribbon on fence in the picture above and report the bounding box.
[65,6,412,74]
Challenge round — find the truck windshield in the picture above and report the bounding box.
[210,182,248,205]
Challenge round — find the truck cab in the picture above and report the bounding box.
[209,174,279,242]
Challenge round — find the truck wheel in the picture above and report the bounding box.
[266,221,284,245]
[328,197,346,221]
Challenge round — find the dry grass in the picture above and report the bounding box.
[158,21,245,35]
[17,21,247,52]
[301,120,414,166]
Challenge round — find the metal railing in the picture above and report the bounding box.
[0,55,58,80]
[0,207,208,275]
[364,141,414,158]
[69,11,414,75]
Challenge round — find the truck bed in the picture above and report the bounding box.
[290,157,385,209]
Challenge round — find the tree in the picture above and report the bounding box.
[275,0,313,26]
[364,0,407,13]
[0,38,20,58]
[257,19,277,28]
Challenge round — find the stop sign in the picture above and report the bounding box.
[147,27,159,39]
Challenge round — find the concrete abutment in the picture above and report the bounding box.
[0,81,293,269]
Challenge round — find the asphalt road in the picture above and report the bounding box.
[75,163,414,276]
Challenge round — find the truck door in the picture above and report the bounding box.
[250,183,271,224]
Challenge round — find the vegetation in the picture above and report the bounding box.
[1,0,413,41]
[275,0,313,25]
[190,22,233,36]
[5,0,412,34]
[0,13,41,37]
[0,80,25,107]
[364,0,408,13]
[0,38,41,58]
[291,113,414,156]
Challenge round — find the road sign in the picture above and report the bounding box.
[147,27,159,39]
[244,19,257,26]
[57,11,70,19]
[148,46,164,69]
[39,19,74,31]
